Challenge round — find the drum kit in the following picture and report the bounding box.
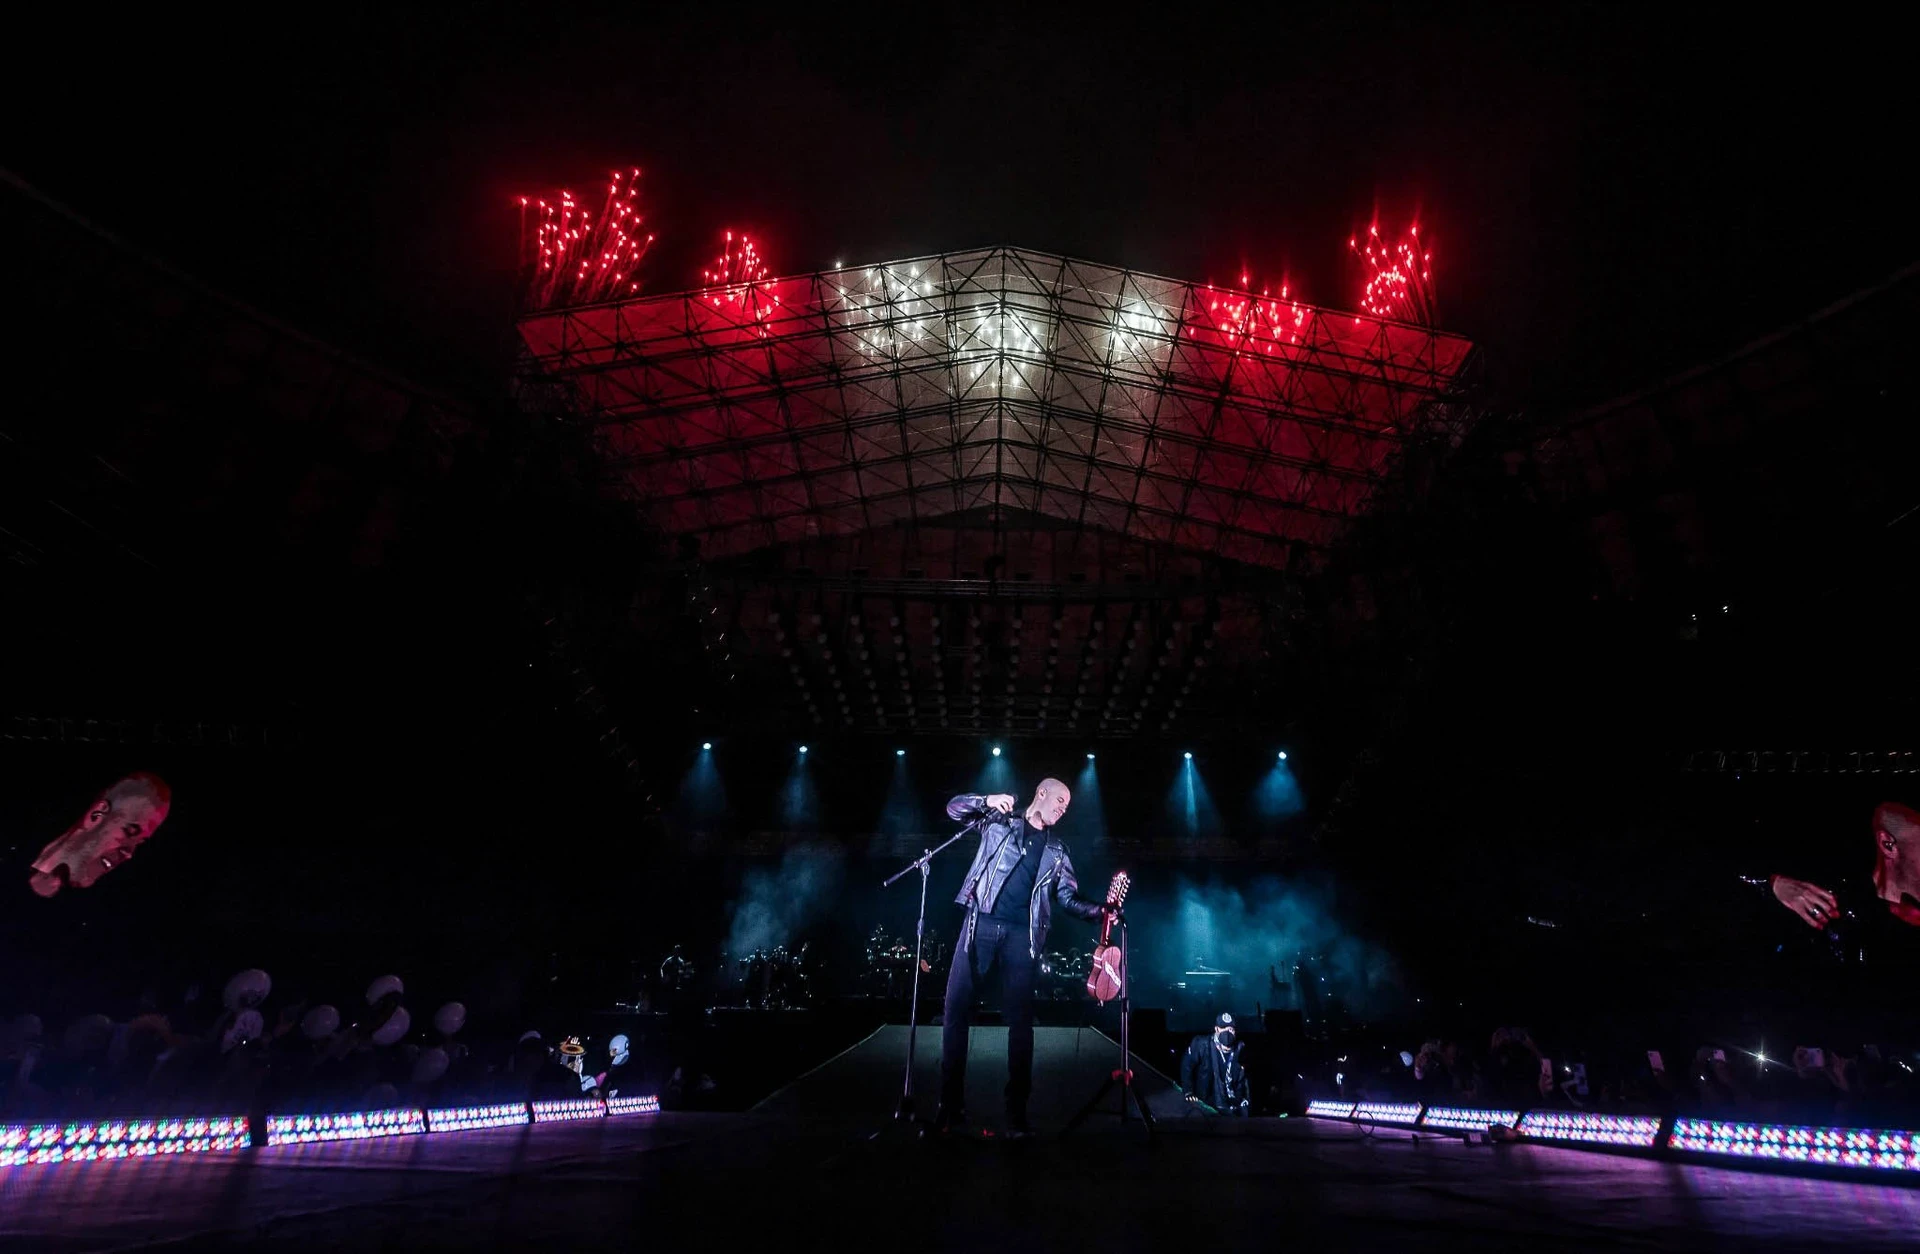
[732,942,811,1010]
[858,925,1092,1001]
[862,924,946,999]
[1037,948,1091,1000]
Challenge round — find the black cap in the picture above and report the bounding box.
[1215,1012,1235,1030]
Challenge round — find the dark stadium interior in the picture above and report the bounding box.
[3,8,1918,1250]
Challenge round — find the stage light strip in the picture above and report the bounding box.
[1353,1102,1423,1125]
[1670,1118,1920,1172]
[425,1103,530,1132]
[265,1108,426,1146]
[606,1095,661,1116]
[531,1099,606,1123]
[1,1116,250,1167]
[1421,1106,1522,1132]
[1305,1100,1357,1119]
[1518,1111,1662,1149]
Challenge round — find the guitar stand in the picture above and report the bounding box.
[1062,915,1155,1141]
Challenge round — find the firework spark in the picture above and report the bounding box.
[518,168,655,309]
[701,230,769,289]
[1349,223,1435,324]
[700,231,780,333]
[1193,274,1307,353]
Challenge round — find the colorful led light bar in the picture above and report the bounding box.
[265,1108,426,1146]
[531,1098,606,1123]
[1353,1102,1423,1125]
[1670,1119,1920,1172]
[1519,1111,1662,1148]
[605,1095,661,1116]
[1305,1100,1357,1119]
[425,1104,530,1132]
[2,1116,249,1166]
[1421,1106,1522,1132]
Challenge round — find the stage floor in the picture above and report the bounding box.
[3,1027,1917,1251]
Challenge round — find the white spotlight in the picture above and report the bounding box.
[799,745,809,755]
[702,742,712,751]
[991,746,1002,757]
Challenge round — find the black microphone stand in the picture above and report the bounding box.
[881,816,983,1121]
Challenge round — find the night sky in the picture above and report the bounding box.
[7,7,1906,410]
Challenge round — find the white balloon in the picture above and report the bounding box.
[301,1004,341,1040]
[223,1009,265,1052]
[370,1005,410,1047]
[223,969,272,1011]
[433,1002,466,1036]
[365,974,405,1005]
[411,1046,449,1085]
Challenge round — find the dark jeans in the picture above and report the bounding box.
[939,914,1036,1121]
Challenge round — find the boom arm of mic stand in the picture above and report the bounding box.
[881,817,982,887]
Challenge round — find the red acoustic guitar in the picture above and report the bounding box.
[1085,871,1132,1003]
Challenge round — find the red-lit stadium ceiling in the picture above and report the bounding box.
[516,248,1478,572]
[516,248,1479,740]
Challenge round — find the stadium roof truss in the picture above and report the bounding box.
[516,247,1479,572]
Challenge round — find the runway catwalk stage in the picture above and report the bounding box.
[3,1026,1917,1252]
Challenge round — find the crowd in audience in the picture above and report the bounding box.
[0,968,670,1122]
[1315,1022,1920,1123]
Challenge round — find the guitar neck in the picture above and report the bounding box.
[1097,872,1129,945]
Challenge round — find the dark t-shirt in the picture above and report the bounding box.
[987,828,1044,925]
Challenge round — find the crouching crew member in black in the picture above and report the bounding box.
[1181,1012,1249,1114]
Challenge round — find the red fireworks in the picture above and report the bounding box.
[701,230,769,289]
[1195,275,1307,353]
[700,231,779,333]
[1349,223,1435,324]
[518,168,655,309]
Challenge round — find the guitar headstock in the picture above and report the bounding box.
[1105,870,1131,908]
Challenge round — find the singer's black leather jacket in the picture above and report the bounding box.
[947,793,1104,958]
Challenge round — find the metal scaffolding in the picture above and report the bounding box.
[516,248,1480,740]
[517,247,1478,571]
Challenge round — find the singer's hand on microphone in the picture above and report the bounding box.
[985,794,1016,814]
